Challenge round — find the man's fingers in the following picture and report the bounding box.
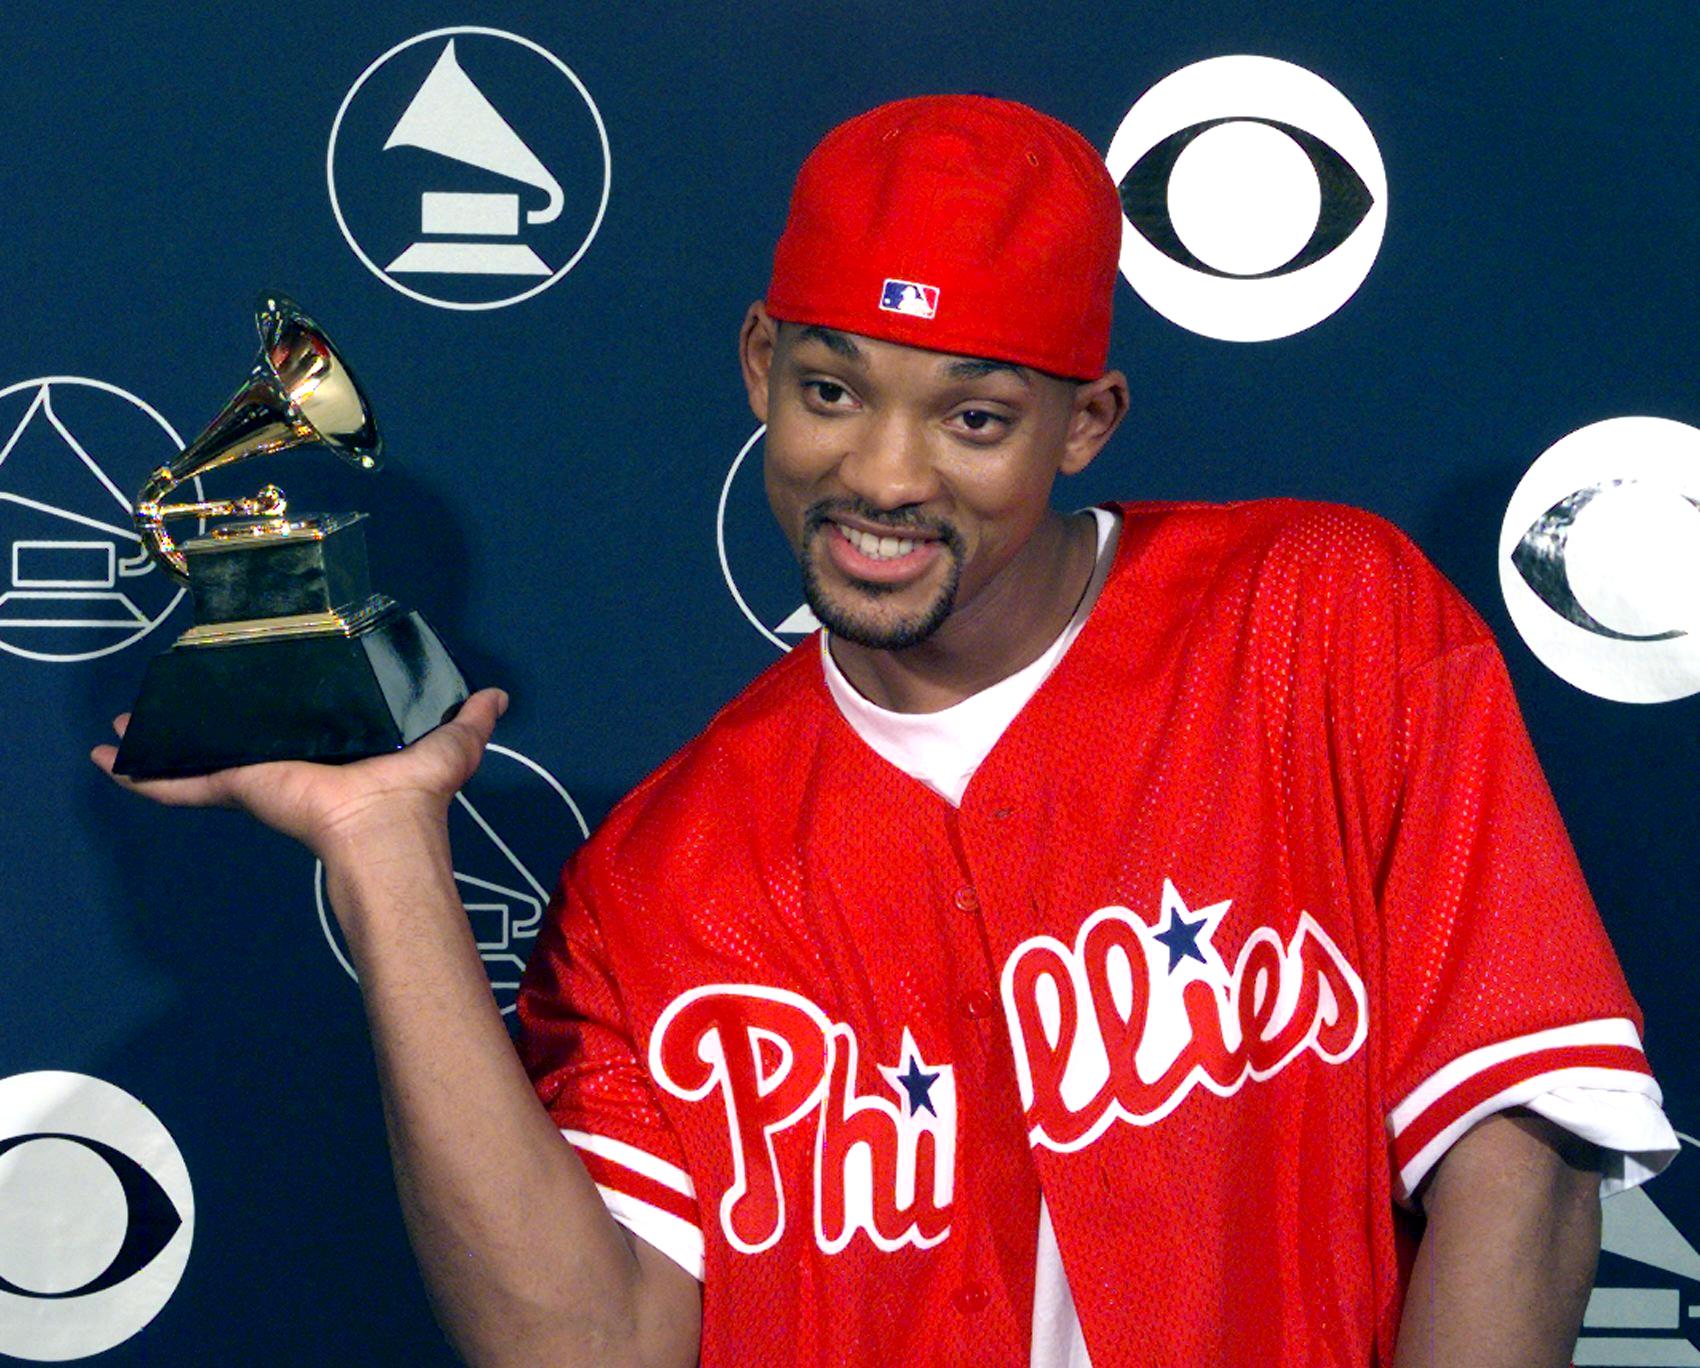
[432,689,506,772]
[446,688,509,746]
[90,691,508,814]
[88,743,238,808]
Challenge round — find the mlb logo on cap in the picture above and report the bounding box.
[879,278,939,319]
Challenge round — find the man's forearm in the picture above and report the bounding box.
[1392,1110,1601,1368]
[322,806,695,1368]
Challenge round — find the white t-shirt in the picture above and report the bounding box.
[820,506,1675,1368]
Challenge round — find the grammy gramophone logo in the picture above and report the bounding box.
[718,425,821,653]
[314,743,589,1015]
[1580,1131,1700,1362]
[0,378,200,664]
[327,27,612,310]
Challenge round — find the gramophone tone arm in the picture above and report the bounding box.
[147,483,289,523]
[134,467,288,582]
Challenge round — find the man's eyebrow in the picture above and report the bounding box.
[941,357,1033,387]
[795,325,864,362]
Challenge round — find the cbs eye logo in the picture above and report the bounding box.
[0,1072,193,1360]
[1500,415,1700,703]
[1105,55,1387,341]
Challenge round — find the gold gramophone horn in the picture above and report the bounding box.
[134,293,382,582]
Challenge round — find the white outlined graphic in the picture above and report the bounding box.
[315,743,588,1013]
[717,425,819,652]
[0,378,200,663]
[0,1071,193,1361]
[1106,56,1386,341]
[327,27,612,310]
[1500,416,1700,702]
[651,985,955,1256]
[1578,1131,1700,1363]
[1001,882,1366,1153]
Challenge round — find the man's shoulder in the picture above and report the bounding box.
[576,640,832,872]
[1106,495,1492,664]
[1114,495,1428,572]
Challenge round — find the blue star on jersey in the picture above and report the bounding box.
[1149,880,1233,978]
[878,1028,946,1117]
[896,1058,940,1115]
[1154,901,1210,971]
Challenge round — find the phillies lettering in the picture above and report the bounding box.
[651,985,954,1255]
[1001,880,1367,1151]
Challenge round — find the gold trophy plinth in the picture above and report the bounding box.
[111,294,468,778]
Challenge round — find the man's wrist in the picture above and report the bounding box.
[316,797,458,947]
[315,793,452,866]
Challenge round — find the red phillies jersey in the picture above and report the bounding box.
[516,499,1659,1366]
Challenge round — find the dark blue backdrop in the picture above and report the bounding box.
[0,3,1694,1362]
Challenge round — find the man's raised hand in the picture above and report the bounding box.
[89,687,510,858]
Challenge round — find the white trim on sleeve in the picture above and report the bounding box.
[597,1184,706,1282]
[1386,1018,1677,1206]
[1396,1067,1668,1205]
[563,1127,696,1197]
[1388,1018,1645,1132]
[1522,1086,1678,1199]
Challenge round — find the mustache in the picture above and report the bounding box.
[802,499,963,550]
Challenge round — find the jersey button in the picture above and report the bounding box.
[958,990,995,1019]
[953,885,979,912]
[952,1282,990,1314]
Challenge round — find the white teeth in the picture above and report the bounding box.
[839,525,919,560]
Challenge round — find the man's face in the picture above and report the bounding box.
[753,319,1087,651]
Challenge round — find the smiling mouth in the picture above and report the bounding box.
[800,511,966,648]
[835,523,928,561]
[817,518,950,586]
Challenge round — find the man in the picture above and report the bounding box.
[96,96,1675,1366]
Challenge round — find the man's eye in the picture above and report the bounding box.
[807,381,848,405]
[957,410,1005,434]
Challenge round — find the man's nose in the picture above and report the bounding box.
[837,414,938,510]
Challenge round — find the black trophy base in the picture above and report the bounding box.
[112,610,469,779]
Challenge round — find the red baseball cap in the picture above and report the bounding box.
[764,94,1122,381]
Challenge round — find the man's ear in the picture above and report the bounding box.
[1059,368,1130,477]
[739,301,779,424]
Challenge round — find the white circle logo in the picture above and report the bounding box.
[0,1072,193,1361]
[1500,415,1700,703]
[717,425,818,652]
[0,378,200,664]
[315,743,589,1013]
[327,27,612,310]
[1106,55,1387,341]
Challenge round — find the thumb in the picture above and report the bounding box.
[445,687,509,749]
